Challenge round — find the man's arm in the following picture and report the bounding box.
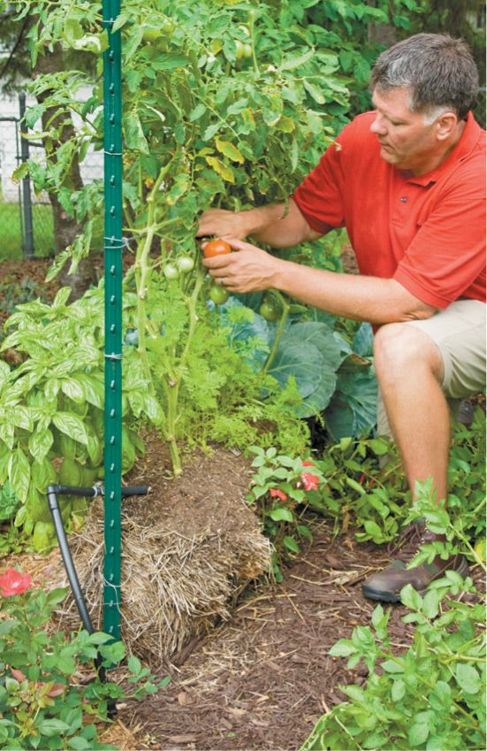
[196,199,322,247]
[203,239,438,325]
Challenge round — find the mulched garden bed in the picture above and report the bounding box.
[118,525,405,750]
[1,254,483,751]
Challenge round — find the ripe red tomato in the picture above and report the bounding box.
[203,239,232,258]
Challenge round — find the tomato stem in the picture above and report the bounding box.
[261,296,290,376]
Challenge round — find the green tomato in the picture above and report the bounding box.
[259,301,281,321]
[209,284,229,306]
[176,255,195,273]
[142,27,159,43]
[235,40,245,60]
[164,263,179,280]
[161,18,176,34]
[242,43,253,59]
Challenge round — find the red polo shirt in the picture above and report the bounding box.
[292,112,486,308]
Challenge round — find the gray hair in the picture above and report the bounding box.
[370,33,479,120]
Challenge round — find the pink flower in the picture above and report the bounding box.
[301,472,320,491]
[301,461,320,491]
[270,488,288,502]
[0,568,33,597]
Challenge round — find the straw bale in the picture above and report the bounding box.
[55,446,272,667]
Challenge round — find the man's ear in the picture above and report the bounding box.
[436,111,459,141]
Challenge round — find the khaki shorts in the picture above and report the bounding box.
[377,299,486,437]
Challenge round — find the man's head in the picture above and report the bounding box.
[370,33,479,121]
[369,34,479,174]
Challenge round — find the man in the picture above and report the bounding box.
[196,34,486,603]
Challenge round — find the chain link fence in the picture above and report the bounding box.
[0,91,102,261]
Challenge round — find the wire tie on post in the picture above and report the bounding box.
[103,579,122,603]
[103,236,131,250]
[104,150,122,156]
[104,353,122,361]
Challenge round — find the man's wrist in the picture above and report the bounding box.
[243,204,286,239]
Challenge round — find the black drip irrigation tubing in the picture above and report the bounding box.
[47,483,149,716]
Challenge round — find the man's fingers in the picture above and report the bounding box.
[202,254,233,269]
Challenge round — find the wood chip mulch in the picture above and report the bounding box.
[120,522,425,751]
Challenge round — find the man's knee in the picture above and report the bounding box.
[374,322,444,385]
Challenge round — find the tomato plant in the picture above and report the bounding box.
[6,0,424,511]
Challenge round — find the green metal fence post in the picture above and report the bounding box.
[102,0,123,640]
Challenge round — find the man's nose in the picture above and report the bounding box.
[370,112,387,135]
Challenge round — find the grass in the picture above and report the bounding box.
[0,201,55,260]
[0,202,104,262]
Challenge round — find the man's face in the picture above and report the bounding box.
[370,87,441,174]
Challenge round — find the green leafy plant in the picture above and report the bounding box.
[301,581,486,751]
[214,291,377,430]
[0,482,19,522]
[246,446,323,571]
[0,279,47,323]
[0,275,311,545]
[247,435,402,553]
[247,407,486,559]
[0,567,169,749]
[0,287,145,550]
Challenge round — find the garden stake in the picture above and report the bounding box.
[47,483,149,637]
[47,483,148,716]
[102,0,124,641]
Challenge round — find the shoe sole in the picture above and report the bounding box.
[362,558,470,604]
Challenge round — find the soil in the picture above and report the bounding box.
[121,523,394,751]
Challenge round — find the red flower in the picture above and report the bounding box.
[270,488,288,502]
[301,461,320,491]
[301,472,320,491]
[0,568,33,597]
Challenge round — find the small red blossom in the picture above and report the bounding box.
[269,488,288,502]
[299,460,320,490]
[0,568,33,597]
[301,472,320,491]
[300,461,320,491]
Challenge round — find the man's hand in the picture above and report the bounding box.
[196,209,251,240]
[197,200,321,248]
[202,238,283,293]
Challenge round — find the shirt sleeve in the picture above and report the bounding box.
[292,122,355,234]
[393,164,486,308]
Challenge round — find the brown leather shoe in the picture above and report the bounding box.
[362,528,469,604]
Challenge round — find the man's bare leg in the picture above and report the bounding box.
[373,322,449,503]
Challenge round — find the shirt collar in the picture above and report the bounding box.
[404,112,483,186]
